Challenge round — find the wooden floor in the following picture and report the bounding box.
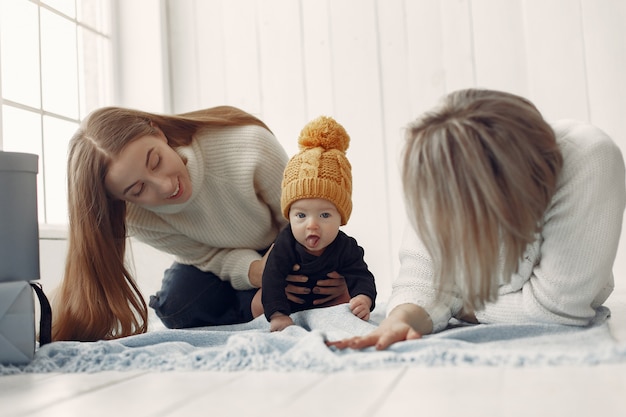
[2,292,625,417]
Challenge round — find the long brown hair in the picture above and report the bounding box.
[53,106,270,341]
[401,89,563,311]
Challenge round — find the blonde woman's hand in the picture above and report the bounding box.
[326,303,432,350]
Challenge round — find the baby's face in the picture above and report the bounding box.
[289,198,341,256]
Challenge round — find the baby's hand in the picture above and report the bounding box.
[349,294,372,321]
[270,313,294,332]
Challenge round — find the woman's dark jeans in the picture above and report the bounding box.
[149,262,257,329]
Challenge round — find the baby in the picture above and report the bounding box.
[259,116,377,331]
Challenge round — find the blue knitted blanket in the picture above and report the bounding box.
[2,303,625,374]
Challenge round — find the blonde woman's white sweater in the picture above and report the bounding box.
[388,120,626,332]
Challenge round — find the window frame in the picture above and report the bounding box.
[0,0,115,233]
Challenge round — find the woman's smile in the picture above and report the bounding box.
[167,181,182,199]
[105,133,192,206]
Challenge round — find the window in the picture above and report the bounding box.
[0,0,114,225]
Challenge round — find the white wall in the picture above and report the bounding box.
[112,0,170,112]
[39,0,626,304]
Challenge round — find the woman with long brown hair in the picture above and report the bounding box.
[330,88,625,350]
[54,106,348,341]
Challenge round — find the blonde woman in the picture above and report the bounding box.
[54,106,348,341]
[329,88,625,350]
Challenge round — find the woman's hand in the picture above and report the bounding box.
[313,271,351,306]
[248,244,274,288]
[326,303,432,350]
[285,267,350,306]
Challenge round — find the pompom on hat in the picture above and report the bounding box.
[281,116,352,225]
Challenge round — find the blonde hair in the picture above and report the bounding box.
[53,106,270,341]
[402,89,563,311]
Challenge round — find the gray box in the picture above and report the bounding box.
[0,151,40,282]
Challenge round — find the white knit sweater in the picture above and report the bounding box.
[387,120,626,333]
[126,124,289,290]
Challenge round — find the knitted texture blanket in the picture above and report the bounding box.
[2,303,624,374]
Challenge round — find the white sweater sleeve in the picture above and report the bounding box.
[475,121,626,326]
[386,225,464,333]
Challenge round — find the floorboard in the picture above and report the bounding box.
[375,365,626,417]
[164,371,329,417]
[2,371,145,416]
[23,371,241,417]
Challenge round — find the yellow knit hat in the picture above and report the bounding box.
[281,116,352,225]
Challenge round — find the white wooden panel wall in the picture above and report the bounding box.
[164,0,626,300]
